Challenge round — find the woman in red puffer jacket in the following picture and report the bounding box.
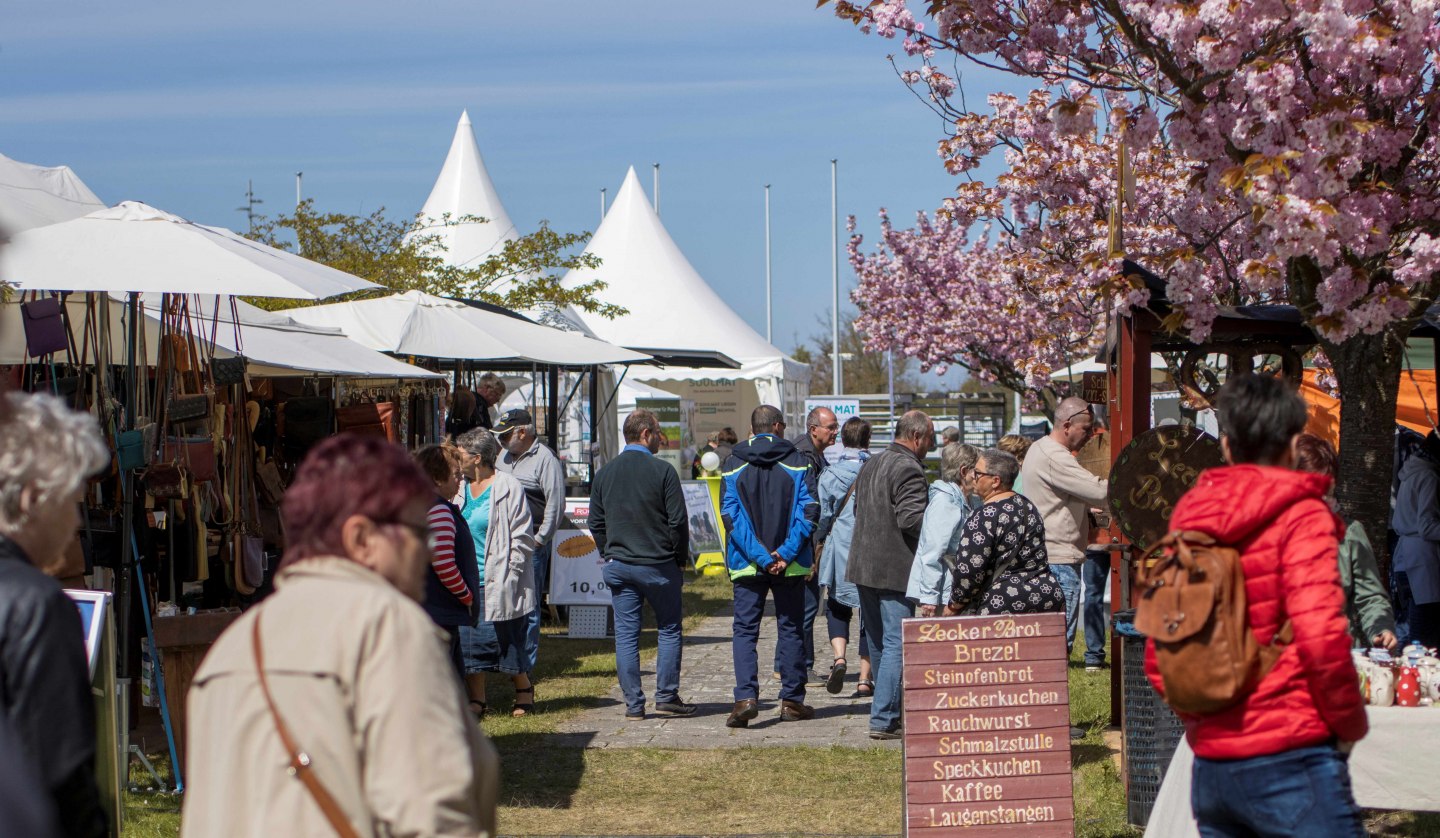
[1145,373,1368,837]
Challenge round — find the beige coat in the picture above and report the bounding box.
[181,557,499,837]
[1018,435,1108,565]
[478,471,537,623]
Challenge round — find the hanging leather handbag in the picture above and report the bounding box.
[142,463,189,500]
[167,393,211,424]
[164,436,217,484]
[21,294,68,357]
[336,401,398,442]
[279,397,333,461]
[256,459,286,506]
[117,430,147,472]
[212,356,248,387]
[241,535,267,590]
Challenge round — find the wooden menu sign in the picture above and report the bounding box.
[902,612,1073,837]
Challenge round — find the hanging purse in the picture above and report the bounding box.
[256,459,286,506]
[117,430,147,472]
[164,436,217,484]
[142,463,189,499]
[167,393,211,423]
[212,356,248,386]
[21,293,68,357]
[336,401,398,442]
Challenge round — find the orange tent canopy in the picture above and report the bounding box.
[1301,369,1438,448]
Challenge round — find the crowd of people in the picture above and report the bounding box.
[5,367,1436,835]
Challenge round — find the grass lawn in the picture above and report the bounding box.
[116,579,1440,836]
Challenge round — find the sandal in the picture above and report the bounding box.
[825,657,848,695]
[854,679,875,698]
[512,687,535,718]
[467,699,487,720]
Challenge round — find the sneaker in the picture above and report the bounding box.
[869,726,902,740]
[779,699,814,721]
[726,699,760,729]
[655,700,697,716]
[1084,662,1108,673]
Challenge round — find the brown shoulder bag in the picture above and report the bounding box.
[1134,530,1292,715]
[252,616,361,838]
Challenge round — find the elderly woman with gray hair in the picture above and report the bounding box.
[944,448,1063,616]
[907,442,980,617]
[0,392,110,837]
[455,428,538,718]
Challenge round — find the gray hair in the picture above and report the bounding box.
[940,442,979,483]
[978,448,1020,490]
[456,427,502,469]
[940,426,961,444]
[895,409,932,443]
[0,392,109,535]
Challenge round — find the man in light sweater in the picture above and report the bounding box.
[1019,397,1108,656]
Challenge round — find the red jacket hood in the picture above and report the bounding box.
[1171,465,1333,543]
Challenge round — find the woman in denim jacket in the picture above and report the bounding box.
[816,418,873,695]
[907,442,980,616]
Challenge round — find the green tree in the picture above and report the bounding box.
[244,200,624,317]
[792,314,920,395]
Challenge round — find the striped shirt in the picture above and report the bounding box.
[427,501,473,606]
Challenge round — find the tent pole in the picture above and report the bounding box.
[600,366,630,418]
[588,367,599,490]
[547,366,561,454]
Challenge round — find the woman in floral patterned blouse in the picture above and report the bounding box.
[944,448,1064,616]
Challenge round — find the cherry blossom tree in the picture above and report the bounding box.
[832,0,1440,574]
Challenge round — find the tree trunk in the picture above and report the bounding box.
[1326,330,1405,584]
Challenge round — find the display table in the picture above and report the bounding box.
[1145,707,1440,837]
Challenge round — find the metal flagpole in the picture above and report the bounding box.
[765,184,773,344]
[831,159,841,395]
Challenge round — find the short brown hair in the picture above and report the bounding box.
[623,409,661,444]
[413,444,456,485]
[1293,433,1337,478]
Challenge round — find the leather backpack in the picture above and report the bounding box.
[1135,530,1292,715]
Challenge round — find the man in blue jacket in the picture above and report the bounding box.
[721,404,819,728]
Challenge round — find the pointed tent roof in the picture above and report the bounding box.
[411,111,519,269]
[0,151,105,233]
[560,167,804,381]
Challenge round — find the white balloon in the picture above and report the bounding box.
[700,451,721,472]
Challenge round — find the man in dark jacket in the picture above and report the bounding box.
[788,406,839,681]
[721,404,818,728]
[590,409,694,720]
[846,409,933,739]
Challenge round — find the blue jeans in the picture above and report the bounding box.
[525,541,553,671]
[857,584,913,732]
[602,560,683,715]
[1082,549,1110,665]
[777,571,821,674]
[1050,563,1081,655]
[732,575,807,703]
[1192,745,1364,838]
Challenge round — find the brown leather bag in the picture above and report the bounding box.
[252,617,361,838]
[1134,530,1292,715]
[335,402,398,443]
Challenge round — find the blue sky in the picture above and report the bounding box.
[0,1,1022,387]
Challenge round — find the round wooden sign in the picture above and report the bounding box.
[1107,425,1223,551]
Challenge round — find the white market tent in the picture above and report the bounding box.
[0,294,441,379]
[2,201,380,299]
[0,151,105,234]
[408,111,522,285]
[287,290,651,366]
[559,167,810,422]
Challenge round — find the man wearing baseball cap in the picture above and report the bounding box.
[494,409,566,672]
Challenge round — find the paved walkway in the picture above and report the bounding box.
[556,600,899,750]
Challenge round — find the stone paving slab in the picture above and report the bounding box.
[557,601,899,750]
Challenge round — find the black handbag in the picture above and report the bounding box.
[212,356,248,386]
[167,393,211,424]
[280,397,333,461]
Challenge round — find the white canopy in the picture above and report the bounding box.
[1,201,381,299]
[409,111,520,275]
[558,167,809,386]
[0,294,441,379]
[0,152,105,234]
[287,290,651,366]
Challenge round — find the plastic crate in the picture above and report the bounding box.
[1122,633,1187,827]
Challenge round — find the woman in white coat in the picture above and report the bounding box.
[456,429,539,718]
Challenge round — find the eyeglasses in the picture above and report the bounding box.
[972,469,998,479]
